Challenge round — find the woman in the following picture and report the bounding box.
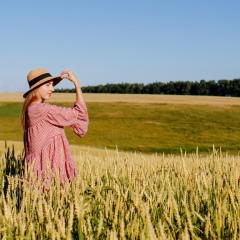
[21,68,89,188]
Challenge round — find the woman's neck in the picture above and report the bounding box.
[30,99,42,106]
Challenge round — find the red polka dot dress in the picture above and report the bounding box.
[24,101,89,187]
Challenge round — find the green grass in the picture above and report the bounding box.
[1,102,240,154]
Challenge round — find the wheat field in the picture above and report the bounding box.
[1,145,240,239]
[1,93,240,239]
[1,92,240,105]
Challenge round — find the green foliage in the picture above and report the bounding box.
[55,78,240,96]
[3,142,24,210]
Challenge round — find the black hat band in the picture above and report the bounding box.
[29,73,52,87]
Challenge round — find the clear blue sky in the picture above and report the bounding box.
[1,0,240,92]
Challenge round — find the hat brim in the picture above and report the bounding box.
[23,76,62,98]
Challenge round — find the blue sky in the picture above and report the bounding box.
[1,0,240,92]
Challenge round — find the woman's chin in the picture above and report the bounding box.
[47,94,53,99]
[42,96,51,101]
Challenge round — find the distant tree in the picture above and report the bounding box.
[72,78,240,96]
[207,80,219,96]
[174,81,191,95]
[182,81,192,95]
[199,80,209,95]
[163,81,176,94]
[218,80,231,96]
[230,79,240,96]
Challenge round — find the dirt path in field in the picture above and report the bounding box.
[0,92,240,105]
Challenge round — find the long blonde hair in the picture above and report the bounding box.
[21,88,40,131]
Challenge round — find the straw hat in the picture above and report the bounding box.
[23,68,62,98]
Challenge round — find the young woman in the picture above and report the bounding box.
[21,68,89,188]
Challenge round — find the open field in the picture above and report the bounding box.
[1,93,240,238]
[1,93,240,154]
[1,92,240,105]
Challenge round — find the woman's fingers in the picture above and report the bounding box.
[60,69,79,84]
[61,69,74,81]
[60,69,69,77]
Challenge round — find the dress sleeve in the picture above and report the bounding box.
[46,101,89,137]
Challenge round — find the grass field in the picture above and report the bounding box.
[1,93,240,154]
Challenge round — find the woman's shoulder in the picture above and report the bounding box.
[28,102,52,113]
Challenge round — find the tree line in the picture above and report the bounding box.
[55,79,240,96]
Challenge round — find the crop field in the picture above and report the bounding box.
[1,92,240,105]
[1,93,240,238]
[1,93,240,154]
[1,144,240,239]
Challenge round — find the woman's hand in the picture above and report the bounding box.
[60,69,84,102]
[60,69,80,87]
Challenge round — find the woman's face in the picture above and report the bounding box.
[38,81,54,101]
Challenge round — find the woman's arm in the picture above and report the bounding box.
[60,69,85,104]
[46,102,88,137]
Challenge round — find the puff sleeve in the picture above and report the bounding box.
[46,101,89,137]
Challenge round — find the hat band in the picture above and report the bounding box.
[29,73,52,87]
